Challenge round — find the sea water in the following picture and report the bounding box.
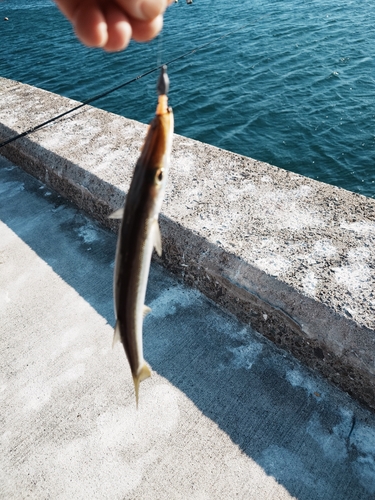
[1,0,374,198]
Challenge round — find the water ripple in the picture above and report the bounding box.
[1,0,375,197]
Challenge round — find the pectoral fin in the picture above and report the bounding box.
[153,221,162,257]
[109,208,124,219]
[143,305,152,317]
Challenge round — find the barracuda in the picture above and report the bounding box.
[111,66,174,407]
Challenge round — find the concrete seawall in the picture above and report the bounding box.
[1,78,374,411]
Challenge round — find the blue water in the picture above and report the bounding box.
[1,0,375,198]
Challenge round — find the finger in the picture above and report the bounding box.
[131,15,163,43]
[115,0,168,22]
[54,0,79,21]
[73,2,108,47]
[103,4,132,52]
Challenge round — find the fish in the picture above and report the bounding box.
[111,66,174,407]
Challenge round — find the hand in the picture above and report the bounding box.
[55,0,172,52]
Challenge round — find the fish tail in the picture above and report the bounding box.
[133,362,152,408]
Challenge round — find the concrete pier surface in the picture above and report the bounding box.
[2,156,375,499]
[0,78,374,411]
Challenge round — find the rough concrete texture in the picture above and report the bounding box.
[2,157,375,500]
[0,78,374,411]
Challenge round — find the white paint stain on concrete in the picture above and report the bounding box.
[333,247,371,293]
[230,341,263,370]
[261,176,273,183]
[334,264,371,291]
[213,318,254,343]
[286,369,324,400]
[306,412,348,462]
[78,224,99,243]
[352,456,375,494]
[173,153,195,175]
[255,254,291,277]
[227,180,256,202]
[333,408,354,438]
[350,422,375,494]
[341,221,375,234]
[302,272,317,297]
[348,247,371,262]
[0,180,24,195]
[313,240,336,258]
[148,286,200,318]
[90,146,125,170]
[198,209,242,238]
[294,185,313,198]
[351,422,375,455]
[261,190,324,231]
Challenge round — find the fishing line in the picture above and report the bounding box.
[0,13,270,149]
[157,31,163,68]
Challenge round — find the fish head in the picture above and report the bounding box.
[140,107,174,197]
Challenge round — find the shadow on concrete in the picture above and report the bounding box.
[0,158,116,326]
[1,159,373,500]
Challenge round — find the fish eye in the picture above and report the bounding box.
[157,170,163,182]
